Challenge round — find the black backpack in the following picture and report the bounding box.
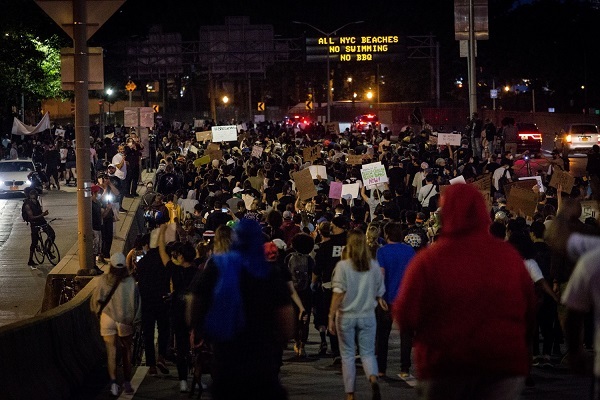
[66,147,76,162]
[22,199,31,223]
[428,193,440,210]
[286,252,311,292]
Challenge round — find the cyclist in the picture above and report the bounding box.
[24,187,55,269]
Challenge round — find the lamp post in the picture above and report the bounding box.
[293,20,364,123]
[105,88,113,125]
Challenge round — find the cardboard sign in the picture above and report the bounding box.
[519,176,545,193]
[503,180,537,199]
[470,173,492,193]
[242,193,256,210]
[580,200,600,223]
[341,182,361,199]
[188,145,198,154]
[195,130,211,142]
[437,133,462,146]
[207,150,222,161]
[506,186,539,217]
[346,154,364,165]
[211,125,238,142]
[329,181,343,199]
[303,146,321,162]
[308,165,327,180]
[251,145,263,158]
[361,162,388,189]
[325,122,340,135]
[292,168,318,201]
[549,169,575,194]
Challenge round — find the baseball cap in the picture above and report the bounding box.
[110,252,126,268]
[283,210,293,220]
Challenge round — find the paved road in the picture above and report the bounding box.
[0,187,78,327]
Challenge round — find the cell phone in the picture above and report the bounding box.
[222,208,228,213]
[135,254,144,262]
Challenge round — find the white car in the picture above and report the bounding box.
[0,159,37,194]
[560,123,600,152]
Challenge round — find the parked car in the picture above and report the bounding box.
[558,123,600,152]
[0,159,37,195]
[516,122,542,157]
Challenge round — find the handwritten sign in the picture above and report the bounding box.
[437,133,462,146]
[341,183,361,199]
[519,176,545,193]
[308,165,327,180]
[470,173,492,194]
[361,162,388,189]
[211,125,238,142]
[251,145,263,158]
[303,146,321,162]
[329,181,343,199]
[346,154,364,165]
[292,168,318,201]
[506,186,539,217]
[325,122,340,135]
[549,169,575,194]
[195,130,212,142]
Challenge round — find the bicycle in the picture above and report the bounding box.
[51,277,77,305]
[33,218,61,266]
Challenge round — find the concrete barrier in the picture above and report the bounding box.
[0,190,148,400]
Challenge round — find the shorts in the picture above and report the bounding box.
[100,313,134,337]
[66,161,76,169]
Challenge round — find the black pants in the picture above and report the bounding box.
[322,288,339,356]
[29,223,56,255]
[172,309,190,381]
[125,165,140,196]
[101,217,113,258]
[141,302,170,367]
[294,289,312,344]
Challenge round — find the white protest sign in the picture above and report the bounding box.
[139,107,155,128]
[341,182,361,199]
[55,128,65,137]
[193,119,204,128]
[188,145,199,154]
[437,133,462,146]
[251,145,263,158]
[449,175,467,185]
[211,125,238,142]
[519,176,545,193]
[124,107,138,127]
[308,165,327,180]
[361,162,388,189]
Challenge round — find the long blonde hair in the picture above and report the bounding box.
[342,229,371,272]
[365,223,381,259]
[214,225,232,254]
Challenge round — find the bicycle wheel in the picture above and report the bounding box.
[45,239,61,266]
[33,237,45,264]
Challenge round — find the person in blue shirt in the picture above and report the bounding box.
[375,222,416,378]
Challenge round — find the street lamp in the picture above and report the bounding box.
[293,20,364,123]
[105,88,113,125]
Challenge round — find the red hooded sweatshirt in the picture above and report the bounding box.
[393,183,536,379]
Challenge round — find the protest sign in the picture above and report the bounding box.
[325,122,340,135]
[194,119,204,128]
[211,125,238,142]
[55,128,65,137]
[506,186,539,217]
[470,173,492,194]
[361,162,388,189]
[242,193,256,210]
[437,133,462,146]
[292,168,318,201]
[329,181,343,199]
[341,183,361,199]
[580,200,599,223]
[188,145,198,154]
[195,130,211,142]
[303,146,320,162]
[251,145,263,158]
[449,175,466,185]
[549,169,575,194]
[519,176,545,193]
[308,165,327,180]
[193,155,210,167]
[346,154,364,165]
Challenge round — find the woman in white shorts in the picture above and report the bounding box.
[91,252,142,397]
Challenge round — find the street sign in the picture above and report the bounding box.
[490,89,498,99]
[305,100,313,111]
[126,80,137,92]
[34,0,125,41]
[60,47,104,90]
[153,104,160,113]
[257,102,265,111]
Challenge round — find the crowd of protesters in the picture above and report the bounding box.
[49,113,599,399]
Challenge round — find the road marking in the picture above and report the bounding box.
[118,366,148,398]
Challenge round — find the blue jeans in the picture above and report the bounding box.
[336,313,378,394]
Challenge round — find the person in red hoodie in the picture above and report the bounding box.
[393,183,536,400]
[281,210,301,247]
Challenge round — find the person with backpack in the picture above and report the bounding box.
[284,233,315,358]
[23,187,55,270]
[417,174,438,217]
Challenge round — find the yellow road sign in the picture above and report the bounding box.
[152,104,159,113]
[305,100,313,111]
[257,102,265,111]
[125,80,136,92]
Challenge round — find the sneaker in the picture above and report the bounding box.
[30,264,38,271]
[180,380,189,393]
[148,366,158,376]
[93,265,104,275]
[156,360,170,374]
[122,381,134,395]
[110,382,119,396]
